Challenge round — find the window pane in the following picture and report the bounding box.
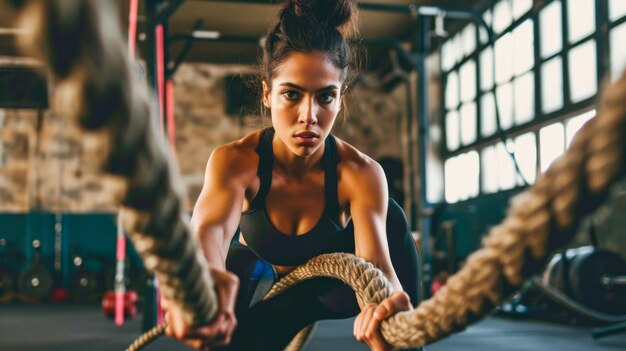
[565,109,595,147]
[609,0,626,21]
[481,145,499,194]
[480,9,492,44]
[496,141,516,190]
[541,56,564,113]
[514,71,534,125]
[514,19,534,75]
[445,71,459,109]
[495,33,513,84]
[461,151,480,199]
[540,0,562,58]
[445,156,462,203]
[540,122,565,172]
[496,82,514,130]
[462,24,477,57]
[567,0,595,44]
[460,60,477,103]
[514,132,537,184]
[460,102,477,145]
[494,0,512,34]
[446,110,460,151]
[480,47,494,92]
[513,0,533,20]
[568,40,597,103]
[610,22,626,81]
[442,40,455,72]
[453,34,463,67]
[481,93,496,137]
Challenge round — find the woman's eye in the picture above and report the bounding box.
[281,90,300,101]
[318,92,335,104]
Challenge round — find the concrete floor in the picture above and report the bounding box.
[0,303,625,350]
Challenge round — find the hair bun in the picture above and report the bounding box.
[283,0,358,36]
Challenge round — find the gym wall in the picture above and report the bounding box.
[0,62,409,213]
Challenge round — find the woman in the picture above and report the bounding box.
[163,1,421,350]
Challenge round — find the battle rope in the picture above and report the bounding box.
[14,0,218,329]
[267,70,626,349]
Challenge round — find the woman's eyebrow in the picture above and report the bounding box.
[279,82,339,92]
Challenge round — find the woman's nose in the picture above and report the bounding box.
[298,98,318,125]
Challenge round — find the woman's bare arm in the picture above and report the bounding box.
[343,157,402,293]
[164,141,256,349]
[191,143,254,269]
[342,153,410,351]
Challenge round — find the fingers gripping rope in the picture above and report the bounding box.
[15,0,218,330]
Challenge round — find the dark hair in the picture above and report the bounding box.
[261,0,359,85]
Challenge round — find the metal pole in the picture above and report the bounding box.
[415,14,434,298]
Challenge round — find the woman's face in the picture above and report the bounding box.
[263,51,343,158]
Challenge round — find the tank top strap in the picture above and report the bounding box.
[250,127,274,209]
[323,134,341,221]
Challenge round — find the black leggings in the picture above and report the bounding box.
[219,199,422,350]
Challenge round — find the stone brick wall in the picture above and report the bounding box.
[0,108,123,213]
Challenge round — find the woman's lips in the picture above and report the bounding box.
[294,131,319,138]
[294,131,318,145]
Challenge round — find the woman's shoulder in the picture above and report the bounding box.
[333,136,385,181]
[207,130,263,179]
[216,130,261,155]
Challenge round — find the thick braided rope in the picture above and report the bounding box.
[268,72,626,349]
[14,0,218,329]
[283,324,317,351]
[125,322,168,351]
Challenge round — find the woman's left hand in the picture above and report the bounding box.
[353,291,412,351]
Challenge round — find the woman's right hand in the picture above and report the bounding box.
[162,267,240,350]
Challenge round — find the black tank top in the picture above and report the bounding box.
[239,128,354,266]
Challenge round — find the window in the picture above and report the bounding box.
[461,24,477,57]
[514,71,534,125]
[540,123,565,172]
[541,56,564,113]
[495,82,514,129]
[460,60,477,103]
[512,0,533,20]
[481,93,496,137]
[609,0,626,21]
[495,33,514,84]
[444,157,459,203]
[438,0,616,202]
[480,48,494,92]
[446,110,460,151]
[460,102,477,145]
[540,1,562,58]
[568,40,597,102]
[481,145,499,193]
[442,40,456,72]
[514,132,537,184]
[610,22,626,81]
[496,141,516,190]
[480,9,492,44]
[445,71,459,110]
[567,0,595,44]
[514,19,534,75]
[493,0,513,34]
[445,151,480,203]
